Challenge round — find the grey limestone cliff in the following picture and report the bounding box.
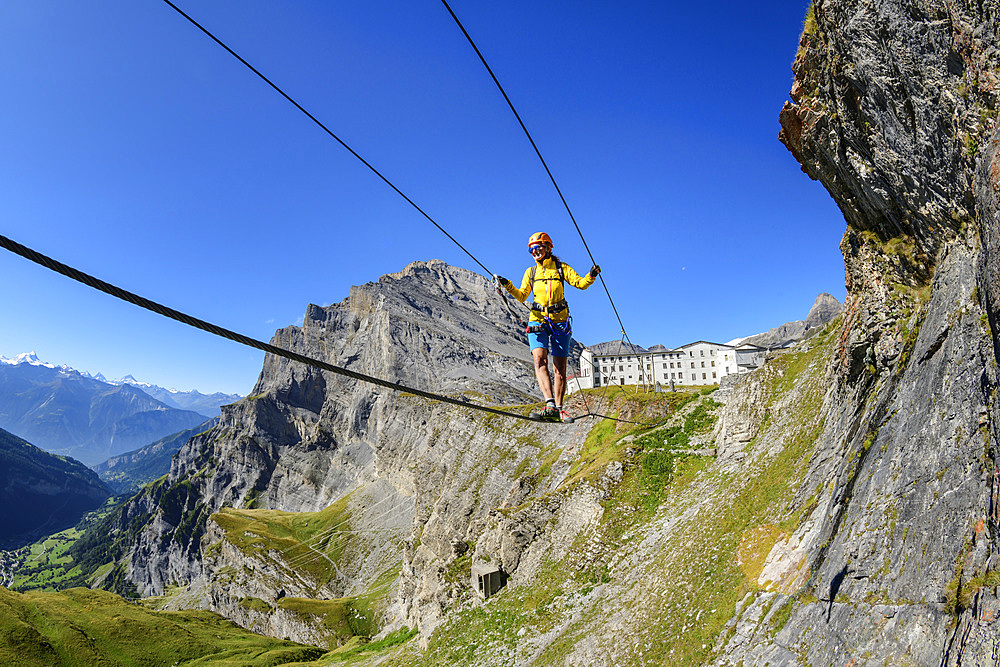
[104,259,558,643]
[712,0,1000,664]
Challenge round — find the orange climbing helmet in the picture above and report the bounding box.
[528,232,553,249]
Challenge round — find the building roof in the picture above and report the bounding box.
[587,340,648,355]
[586,339,746,357]
[676,340,732,349]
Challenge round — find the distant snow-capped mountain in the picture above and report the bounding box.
[0,351,63,370]
[0,352,243,416]
[0,353,243,463]
[114,377,243,417]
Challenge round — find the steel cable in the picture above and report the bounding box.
[1,235,651,425]
[3,5,660,427]
[439,0,640,353]
[159,0,531,327]
[0,234,538,423]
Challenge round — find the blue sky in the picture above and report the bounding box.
[0,0,844,396]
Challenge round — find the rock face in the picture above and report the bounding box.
[105,260,555,641]
[713,1,1000,663]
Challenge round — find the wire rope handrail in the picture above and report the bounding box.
[0,234,538,423]
[439,0,640,354]
[158,0,529,326]
[1,6,673,428]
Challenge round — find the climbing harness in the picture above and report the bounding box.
[525,317,571,336]
[528,300,567,315]
[525,259,573,338]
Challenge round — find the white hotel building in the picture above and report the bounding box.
[574,340,768,390]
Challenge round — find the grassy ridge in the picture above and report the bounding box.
[406,389,722,666]
[0,586,324,666]
[212,493,355,588]
[212,499,403,649]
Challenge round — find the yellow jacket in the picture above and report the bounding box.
[504,256,596,323]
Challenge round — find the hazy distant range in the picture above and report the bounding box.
[0,353,241,465]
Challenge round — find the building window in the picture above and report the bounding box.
[713,372,717,379]
[712,361,716,367]
[701,361,705,368]
[691,373,696,380]
[702,373,707,380]
[620,365,624,371]
[700,350,704,357]
[662,362,667,369]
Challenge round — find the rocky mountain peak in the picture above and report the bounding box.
[804,292,843,329]
[111,259,555,606]
[737,292,843,349]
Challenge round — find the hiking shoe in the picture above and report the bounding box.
[529,405,561,422]
[559,409,575,424]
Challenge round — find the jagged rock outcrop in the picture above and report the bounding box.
[712,1,1000,664]
[804,292,843,329]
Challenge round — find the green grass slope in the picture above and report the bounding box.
[210,496,402,649]
[0,586,325,666]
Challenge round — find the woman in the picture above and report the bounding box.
[496,232,600,423]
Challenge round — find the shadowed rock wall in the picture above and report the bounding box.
[718,1,1000,663]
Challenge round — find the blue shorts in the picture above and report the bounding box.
[528,326,571,357]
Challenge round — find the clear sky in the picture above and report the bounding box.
[0,0,845,396]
